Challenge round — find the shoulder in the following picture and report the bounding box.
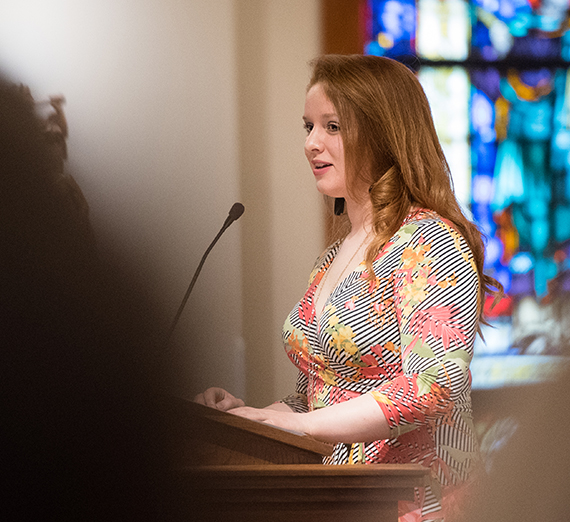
[400,209,471,251]
[376,209,476,274]
[402,210,478,283]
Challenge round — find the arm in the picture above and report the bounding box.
[230,393,389,443]
[264,401,294,412]
[232,220,478,443]
[368,220,479,434]
[227,353,390,441]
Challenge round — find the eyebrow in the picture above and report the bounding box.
[302,113,339,121]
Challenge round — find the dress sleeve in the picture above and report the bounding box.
[368,220,479,436]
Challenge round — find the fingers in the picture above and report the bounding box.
[193,387,244,411]
[217,396,245,411]
[193,387,223,408]
[206,388,225,408]
[193,392,207,405]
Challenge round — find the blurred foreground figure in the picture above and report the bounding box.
[0,75,174,520]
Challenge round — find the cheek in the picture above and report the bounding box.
[332,137,344,160]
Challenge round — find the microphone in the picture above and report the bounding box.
[165,202,245,345]
[223,202,245,230]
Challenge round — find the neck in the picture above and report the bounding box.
[345,196,373,239]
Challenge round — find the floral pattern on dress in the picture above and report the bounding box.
[281,210,481,521]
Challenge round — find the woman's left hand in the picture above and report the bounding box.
[228,406,310,435]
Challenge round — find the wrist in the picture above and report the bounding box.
[264,401,294,412]
[302,409,333,443]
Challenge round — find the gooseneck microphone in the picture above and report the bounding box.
[226,201,245,224]
[165,202,245,345]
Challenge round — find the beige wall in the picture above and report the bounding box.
[0,0,323,405]
[237,1,323,406]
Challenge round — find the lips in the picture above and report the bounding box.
[311,162,332,177]
[314,162,332,169]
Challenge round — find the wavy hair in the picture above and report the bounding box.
[308,54,502,325]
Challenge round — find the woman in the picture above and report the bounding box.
[196,55,501,521]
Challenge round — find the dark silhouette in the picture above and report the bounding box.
[0,75,177,520]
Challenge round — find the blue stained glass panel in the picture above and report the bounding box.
[364,0,570,386]
[365,0,570,62]
[365,0,417,58]
[471,0,570,61]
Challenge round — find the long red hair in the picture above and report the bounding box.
[308,54,502,325]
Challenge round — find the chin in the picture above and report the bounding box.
[315,182,344,199]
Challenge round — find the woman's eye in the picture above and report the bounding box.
[303,122,313,134]
[327,122,340,133]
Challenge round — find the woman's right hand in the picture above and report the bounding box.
[193,387,245,411]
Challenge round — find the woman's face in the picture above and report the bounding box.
[303,83,347,199]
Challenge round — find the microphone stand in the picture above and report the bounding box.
[165,203,244,347]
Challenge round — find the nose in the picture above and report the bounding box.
[305,128,324,155]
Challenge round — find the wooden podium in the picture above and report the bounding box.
[170,399,333,466]
[168,398,429,521]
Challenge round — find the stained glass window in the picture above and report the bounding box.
[417,0,470,60]
[365,0,570,388]
[418,66,471,208]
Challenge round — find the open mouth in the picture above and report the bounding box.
[314,163,332,170]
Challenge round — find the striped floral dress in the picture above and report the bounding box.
[281,210,480,522]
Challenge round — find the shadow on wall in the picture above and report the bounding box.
[0,73,200,519]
